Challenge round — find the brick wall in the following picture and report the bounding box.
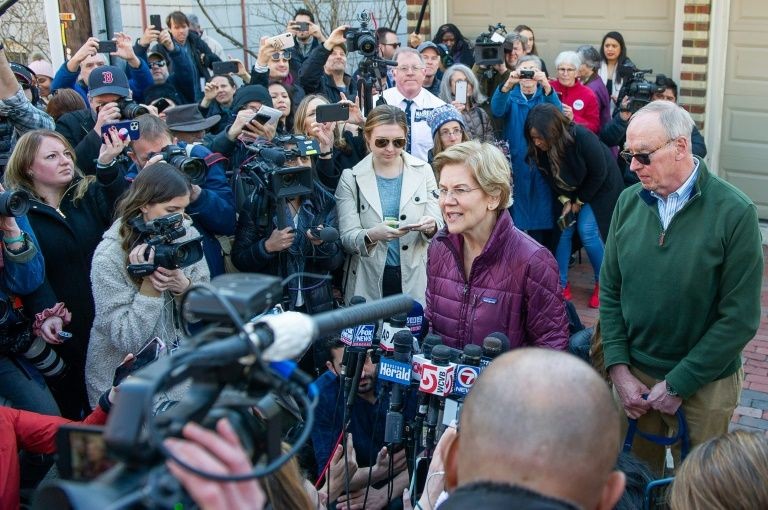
[679,0,711,129]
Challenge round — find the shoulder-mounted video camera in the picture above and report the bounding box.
[618,64,667,114]
[126,213,204,278]
[241,135,318,200]
[346,11,378,58]
[473,23,507,67]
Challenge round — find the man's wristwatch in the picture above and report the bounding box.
[665,381,679,397]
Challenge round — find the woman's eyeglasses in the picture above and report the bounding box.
[432,187,480,200]
[439,127,463,138]
[620,138,676,166]
[557,67,577,74]
[270,52,292,61]
[373,137,407,149]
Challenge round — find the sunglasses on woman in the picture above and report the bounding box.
[270,52,292,61]
[373,137,406,149]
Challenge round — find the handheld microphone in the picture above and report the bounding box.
[407,301,425,339]
[480,332,510,369]
[380,313,409,354]
[309,225,340,242]
[412,334,442,384]
[382,332,413,444]
[452,344,482,398]
[423,345,454,454]
[339,296,376,348]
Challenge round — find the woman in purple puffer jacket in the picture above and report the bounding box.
[425,141,569,350]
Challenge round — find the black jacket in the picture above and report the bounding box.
[55,109,102,176]
[24,164,129,416]
[538,124,623,241]
[440,482,579,510]
[231,177,343,312]
[298,46,358,103]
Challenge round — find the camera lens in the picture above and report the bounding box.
[172,156,207,186]
[23,336,67,378]
[120,100,150,119]
[0,190,31,217]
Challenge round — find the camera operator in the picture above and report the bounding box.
[311,336,413,509]
[85,162,209,407]
[599,76,707,187]
[472,32,526,106]
[56,64,151,176]
[299,25,359,104]
[231,135,343,313]
[354,27,399,90]
[127,114,235,276]
[285,8,327,78]
[0,44,55,173]
[50,33,154,110]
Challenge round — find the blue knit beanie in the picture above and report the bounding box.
[426,104,466,137]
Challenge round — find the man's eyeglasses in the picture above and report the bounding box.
[373,137,406,149]
[270,52,292,61]
[395,65,424,73]
[381,42,401,48]
[620,138,677,166]
[432,187,480,200]
[148,60,167,68]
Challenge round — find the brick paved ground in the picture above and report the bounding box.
[568,245,768,435]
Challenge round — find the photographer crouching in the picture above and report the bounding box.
[231,134,344,316]
[127,114,236,276]
[84,162,209,408]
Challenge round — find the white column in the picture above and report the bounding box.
[44,0,64,67]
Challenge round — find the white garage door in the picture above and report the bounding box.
[445,1,675,81]
[719,0,768,218]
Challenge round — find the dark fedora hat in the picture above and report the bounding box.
[164,104,220,132]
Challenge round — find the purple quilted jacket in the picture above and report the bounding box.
[425,212,569,350]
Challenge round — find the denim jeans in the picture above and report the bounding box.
[555,203,604,286]
[0,355,60,416]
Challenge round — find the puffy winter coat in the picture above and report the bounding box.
[425,211,569,349]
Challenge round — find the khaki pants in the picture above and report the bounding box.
[614,366,742,475]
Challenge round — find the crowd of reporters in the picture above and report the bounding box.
[0,8,764,510]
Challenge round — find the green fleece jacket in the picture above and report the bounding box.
[600,158,763,399]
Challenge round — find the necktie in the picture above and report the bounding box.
[403,99,414,153]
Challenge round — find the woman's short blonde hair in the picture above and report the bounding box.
[669,430,768,510]
[432,140,512,209]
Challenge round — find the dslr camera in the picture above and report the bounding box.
[473,23,506,66]
[0,189,30,217]
[153,145,207,186]
[618,64,667,114]
[116,98,150,119]
[345,11,378,57]
[126,213,204,278]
